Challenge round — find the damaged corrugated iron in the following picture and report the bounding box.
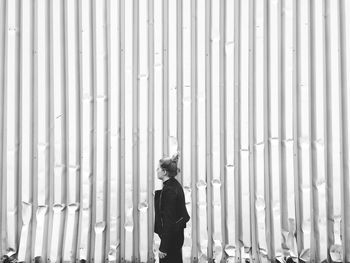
[0,0,349,262]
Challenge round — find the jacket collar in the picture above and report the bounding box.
[163,177,175,186]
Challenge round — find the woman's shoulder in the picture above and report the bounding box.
[162,182,180,197]
[168,179,186,197]
[154,190,161,197]
[173,178,185,190]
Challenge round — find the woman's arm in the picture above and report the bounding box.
[175,186,190,228]
[154,190,162,236]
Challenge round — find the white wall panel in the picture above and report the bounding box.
[1,0,350,262]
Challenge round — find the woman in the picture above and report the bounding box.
[154,153,190,263]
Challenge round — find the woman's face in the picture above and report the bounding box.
[157,163,166,180]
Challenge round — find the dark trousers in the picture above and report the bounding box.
[160,228,184,263]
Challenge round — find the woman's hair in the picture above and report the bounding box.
[159,152,180,177]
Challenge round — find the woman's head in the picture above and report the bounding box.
[157,152,180,180]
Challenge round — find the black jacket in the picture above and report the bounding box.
[154,177,190,253]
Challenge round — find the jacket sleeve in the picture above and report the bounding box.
[159,187,178,253]
[175,187,190,228]
[154,190,162,236]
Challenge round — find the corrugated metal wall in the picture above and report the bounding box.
[1,0,350,262]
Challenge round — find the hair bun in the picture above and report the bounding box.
[171,152,180,163]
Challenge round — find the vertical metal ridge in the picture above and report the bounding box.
[103,0,111,261]
[147,0,155,260]
[292,0,304,255]
[42,0,53,260]
[0,0,8,257]
[248,0,259,261]
[15,0,23,252]
[205,0,213,259]
[277,0,288,256]
[263,0,275,259]
[73,0,83,260]
[337,0,349,260]
[59,0,69,260]
[322,0,334,261]
[132,0,140,261]
[36,0,48,258]
[118,0,126,261]
[308,0,320,261]
[29,0,38,260]
[233,0,242,259]
[190,0,199,260]
[176,0,183,184]
[162,0,169,157]
[89,0,97,260]
[45,0,55,260]
[219,0,228,261]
